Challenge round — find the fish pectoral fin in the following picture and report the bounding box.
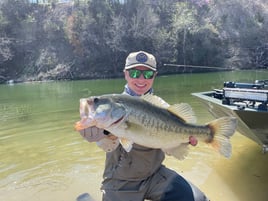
[119,138,133,152]
[167,103,197,124]
[163,143,189,160]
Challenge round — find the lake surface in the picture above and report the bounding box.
[1,70,268,201]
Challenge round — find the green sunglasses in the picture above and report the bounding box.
[128,69,155,79]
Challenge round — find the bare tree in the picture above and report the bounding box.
[0,37,13,64]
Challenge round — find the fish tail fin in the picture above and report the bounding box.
[207,117,237,158]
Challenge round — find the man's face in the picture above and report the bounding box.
[124,66,156,95]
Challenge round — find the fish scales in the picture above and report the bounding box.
[75,94,237,159]
[131,101,210,140]
[140,97,214,143]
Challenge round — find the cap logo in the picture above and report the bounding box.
[136,52,148,63]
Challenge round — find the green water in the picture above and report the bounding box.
[1,70,268,201]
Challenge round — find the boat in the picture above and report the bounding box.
[192,79,268,153]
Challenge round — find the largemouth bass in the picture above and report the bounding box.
[75,94,237,159]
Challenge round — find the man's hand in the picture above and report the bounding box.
[79,127,106,142]
[79,127,119,152]
[189,136,198,146]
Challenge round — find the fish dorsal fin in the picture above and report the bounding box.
[167,103,197,124]
[141,94,196,124]
[119,137,133,152]
[141,94,170,109]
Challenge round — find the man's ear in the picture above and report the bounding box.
[123,70,128,80]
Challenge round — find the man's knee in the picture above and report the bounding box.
[188,182,210,201]
[160,175,195,201]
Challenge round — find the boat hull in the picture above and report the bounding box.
[192,91,268,153]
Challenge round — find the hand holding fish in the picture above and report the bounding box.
[80,127,106,142]
[75,94,237,160]
[189,136,198,146]
[80,126,120,152]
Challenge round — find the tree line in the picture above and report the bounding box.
[0,0,267,83]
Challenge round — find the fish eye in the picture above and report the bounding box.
[93,98,99,103]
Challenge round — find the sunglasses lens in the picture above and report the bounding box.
[128,69,155,79]
[143,70,154,79]
[129,69,141,78]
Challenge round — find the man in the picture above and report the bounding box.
[79,51,209,201]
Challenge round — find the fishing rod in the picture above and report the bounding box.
[163,63,234,70]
